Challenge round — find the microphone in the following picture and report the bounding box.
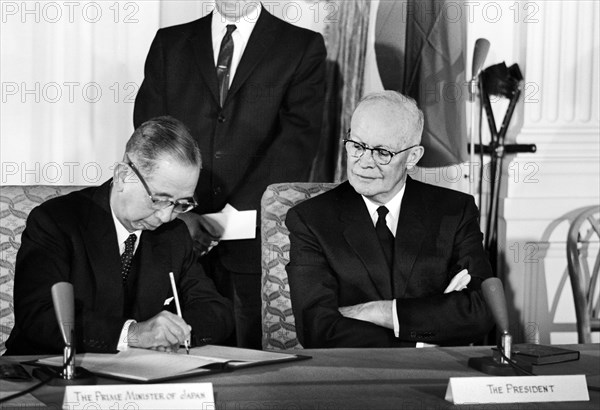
[32,282,95,385]
[482,277,509,333]
[481,277,512,362]
[471,38,491,79]
[52,282,76,379]
[469,38,490,101]
[468,277,517,375]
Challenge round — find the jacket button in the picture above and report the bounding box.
[214,151,223,159]
[214,187,222,195]
[218,115,226,123]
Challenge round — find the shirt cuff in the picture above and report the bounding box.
[117,319,136,351]
[392,299,399,338]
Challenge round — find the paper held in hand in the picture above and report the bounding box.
[201,204,256,240]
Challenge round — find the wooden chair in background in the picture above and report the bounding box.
[567,205,600,343]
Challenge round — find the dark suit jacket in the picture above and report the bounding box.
[286,177,494,348]
[134,10,326,273]
[4,181,234,355]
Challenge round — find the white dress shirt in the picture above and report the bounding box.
[111,209,141,351]
[211,3,262,87]
[361,184,406,339]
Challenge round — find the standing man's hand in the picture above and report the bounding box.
[127,311,191,352]
[178,213,220,256]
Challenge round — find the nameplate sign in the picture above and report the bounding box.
[62,383,214,410]
[445,375,589,404]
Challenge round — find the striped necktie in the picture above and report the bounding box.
[216,24,237,107]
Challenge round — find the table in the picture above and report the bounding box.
[1,344,599,409]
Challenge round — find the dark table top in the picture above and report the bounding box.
[2,344,599,409]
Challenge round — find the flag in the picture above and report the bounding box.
[402,0,468,167]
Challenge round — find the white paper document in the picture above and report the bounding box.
[201,204,256,240]
[37,345,303,382]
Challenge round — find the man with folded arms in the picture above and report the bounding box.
[5,116,233,355]
[287,91,493,348]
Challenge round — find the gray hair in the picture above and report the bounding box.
[125,116,201,174]
[357,91,424,144]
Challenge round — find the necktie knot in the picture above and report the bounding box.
[124,233,136,253]
[375,206,394,269]
[225,24,237,35]
[377,206,389,220]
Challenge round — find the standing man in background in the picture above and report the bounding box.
[134,0,327,348]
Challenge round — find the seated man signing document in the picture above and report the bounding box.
[5,116,233,355]
[287,91,493,348]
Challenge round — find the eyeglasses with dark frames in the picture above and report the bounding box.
[124,154,198,214]
[344,131,418,166]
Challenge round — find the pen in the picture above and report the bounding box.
[168,271,190,355]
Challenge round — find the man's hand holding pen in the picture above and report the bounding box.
[126,311,192,353]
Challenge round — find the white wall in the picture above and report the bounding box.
[468,0,599,343]
[1,0,160,185]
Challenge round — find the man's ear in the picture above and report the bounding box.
[406,146,425,170]
[113,162,128,192]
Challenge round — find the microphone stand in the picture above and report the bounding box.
[32,283,96,385]
[469,63,536,274]
[468,75,479,197]
[468,38,490,197]
[61,328,76,380]
[468,278,532,376]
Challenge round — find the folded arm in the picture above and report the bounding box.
[287,196,493,348]
[287,208,399,348]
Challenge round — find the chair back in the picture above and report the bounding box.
[0,185,86,354]
[566,205,600,343]
[261,182,338,350]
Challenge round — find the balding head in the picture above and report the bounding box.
[355,91,424,146]
[346,91,425,204]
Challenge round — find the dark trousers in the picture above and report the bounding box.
[201,253,262,349]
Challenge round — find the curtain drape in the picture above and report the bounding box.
[310,0,371,183]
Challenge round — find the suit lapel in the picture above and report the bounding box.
[81,181,124,309]
[134,231,172,319]
[189,14,220,106]
[393,177,427,298]
[339,184,393,300]
[226,10,278,103]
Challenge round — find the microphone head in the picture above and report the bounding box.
[481,277,509,334]
[471,38,491,78]
[51,282,75,346]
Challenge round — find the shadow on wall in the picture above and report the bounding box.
[501,205,599,345]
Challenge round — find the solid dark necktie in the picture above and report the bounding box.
[216,24,237,107]
[375,206,394,268]
[120,234,137,286]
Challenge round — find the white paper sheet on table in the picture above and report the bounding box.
[201,204,256,240]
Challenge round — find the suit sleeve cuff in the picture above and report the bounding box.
[392,299,399,337]
[117,319,136,351]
